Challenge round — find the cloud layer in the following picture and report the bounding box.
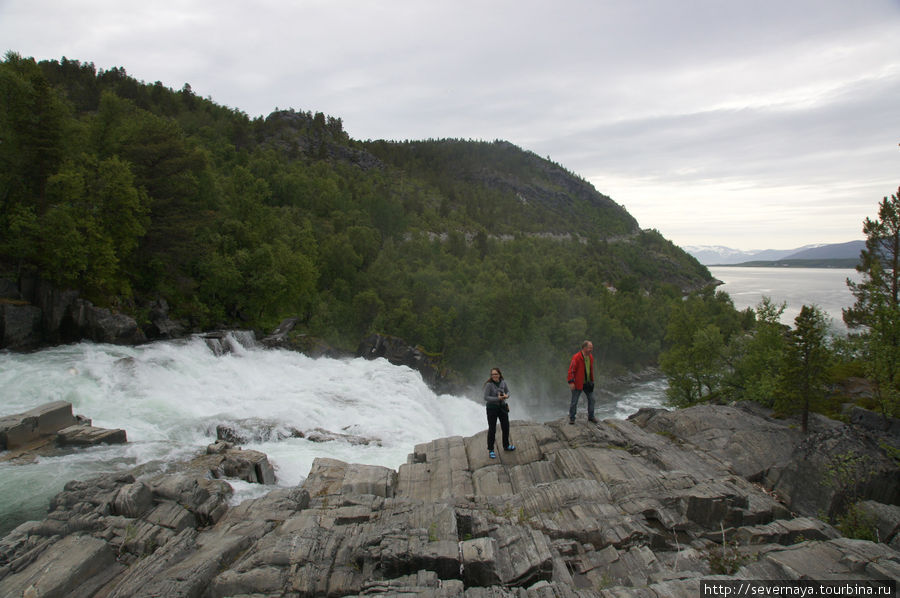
[2,0,897,249]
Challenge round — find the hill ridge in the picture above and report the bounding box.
[1,52,711,387]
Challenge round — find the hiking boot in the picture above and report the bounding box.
[504,445,516,451]
[489,450,496,459]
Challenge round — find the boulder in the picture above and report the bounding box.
[764,424,900,519]
[630,404,802,481]
[67,299,147,345]
[259,320,349,358]
[305,427,380,446]
[856,500,900,547]
[0,401,77,450]
[0,402,128,460]
[57,423,127,446]
[214,419,307,445]
[111,482,154,519]
[201,330,257,355]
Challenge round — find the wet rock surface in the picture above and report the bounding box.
[0,406,897,597]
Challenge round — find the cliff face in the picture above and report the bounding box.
[1,405,898,597]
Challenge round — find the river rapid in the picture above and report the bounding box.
[0,266,865,535]
[0,334,666,534]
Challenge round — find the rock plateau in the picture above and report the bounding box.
[0,403,898,597]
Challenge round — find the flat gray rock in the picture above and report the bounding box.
[0,408,897,597]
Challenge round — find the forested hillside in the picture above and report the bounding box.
[0,52,712,389]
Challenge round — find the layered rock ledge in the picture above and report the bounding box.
[1,404,898,598]
[0,401,126,463]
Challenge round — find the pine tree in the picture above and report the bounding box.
[778,305,832,434]
[844,187,900,417]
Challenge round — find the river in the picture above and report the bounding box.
[0,267,863,535]
[0,334,664,535]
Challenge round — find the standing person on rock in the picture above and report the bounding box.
[483,367,515,459]
[567,340,597,424]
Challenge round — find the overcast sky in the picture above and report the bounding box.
[2,0,898,250]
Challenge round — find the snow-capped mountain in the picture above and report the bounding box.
[685,241,863,265]
[684,246,802,265]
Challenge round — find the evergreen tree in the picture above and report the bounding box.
[844,187,900,417]
[0,52,717,391]
[777,305,832,434]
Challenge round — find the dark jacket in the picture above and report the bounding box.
[567,351,594,390]
[483,379,510,409]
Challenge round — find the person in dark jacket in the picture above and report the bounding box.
[483,367,515,458]
[567,340,597,424]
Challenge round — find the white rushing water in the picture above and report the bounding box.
[0,334,666,534]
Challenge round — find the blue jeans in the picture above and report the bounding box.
[569,388,595,421]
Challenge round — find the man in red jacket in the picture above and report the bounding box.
[567,340,597,424]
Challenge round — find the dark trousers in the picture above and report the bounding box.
[486,406,510,451]
[569,388,595,420]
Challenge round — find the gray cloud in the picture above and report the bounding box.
[1,0,897,249]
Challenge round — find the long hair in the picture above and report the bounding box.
[484,367,504,386]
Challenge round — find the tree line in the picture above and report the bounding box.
[0,52,711,393]
[660,187,900,425]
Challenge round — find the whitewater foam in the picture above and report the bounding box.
[0,334,666,534]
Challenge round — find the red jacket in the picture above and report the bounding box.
[567,351,594,390]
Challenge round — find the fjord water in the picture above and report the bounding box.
[709,267,861,331]
[0,335,664,534]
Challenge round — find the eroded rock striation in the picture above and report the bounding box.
[0,401,126,463]
[1,405,898,597]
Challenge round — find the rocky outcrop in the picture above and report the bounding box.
[1,406,897,597]
[0,301,42,351]
[857,501,900,549]
[142,298,185,340]
[260,317,351,359]
[632,403,900,520]
[0,401,126,462]
[357,333,458,392]
[0,278,151,350]
[261,110,384,170]
[67,298,147,345]
[848,405,900,447]
[0,444,278,598]
[213,419,380,448]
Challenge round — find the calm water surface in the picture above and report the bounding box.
[709,266,861,331]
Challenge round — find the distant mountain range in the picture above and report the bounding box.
[685,240,865,266]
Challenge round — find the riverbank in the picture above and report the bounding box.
[1,402,897,597]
